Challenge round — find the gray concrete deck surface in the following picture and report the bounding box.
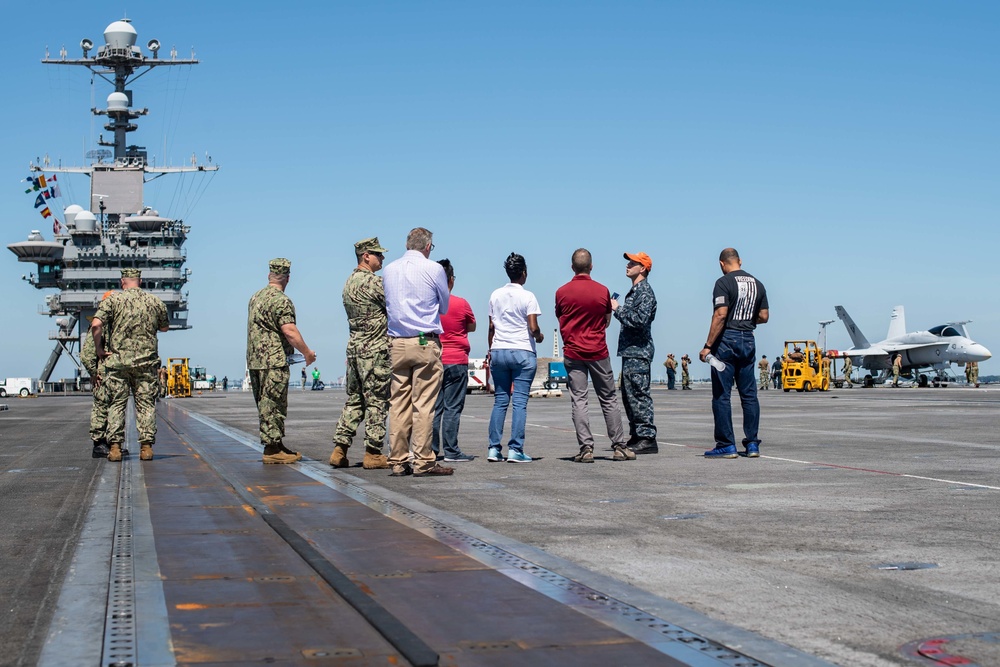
[177,384,1000,667]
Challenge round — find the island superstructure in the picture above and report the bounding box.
[7,18,217,383]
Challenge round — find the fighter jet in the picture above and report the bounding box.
[834,305,991,384]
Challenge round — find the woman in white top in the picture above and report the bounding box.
[486,253,545,462]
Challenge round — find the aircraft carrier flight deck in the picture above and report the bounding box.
[2,385,998,667]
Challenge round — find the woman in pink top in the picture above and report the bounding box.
[431,259,477,461]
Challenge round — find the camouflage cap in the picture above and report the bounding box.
[269,258,291,275]
[355,237,387,255]
[121,268,142,278]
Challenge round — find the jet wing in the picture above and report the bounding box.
[845,343,949,357]
[842,347,888,358]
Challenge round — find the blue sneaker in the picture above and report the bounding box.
[487,446,503,462]
[704,445,738,459]
[745,442,760,458]
[506,450,533,463]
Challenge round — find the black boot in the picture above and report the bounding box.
[630,438,659,455]
[92,440,109,458]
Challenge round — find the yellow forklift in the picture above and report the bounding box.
[781,340,831,392]
[167,357,192,397]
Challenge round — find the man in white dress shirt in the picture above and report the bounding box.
[382,227,455,477]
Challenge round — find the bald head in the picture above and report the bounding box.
[571,248,592,274]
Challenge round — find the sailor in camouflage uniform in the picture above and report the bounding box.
[81,312,110,458]
[329,238,392,470]
[247,258,317,464]
[91,270,169,462]
[613,251,658,454]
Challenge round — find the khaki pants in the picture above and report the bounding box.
[387,337,443,474]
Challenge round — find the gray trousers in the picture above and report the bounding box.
[565,357,626,449]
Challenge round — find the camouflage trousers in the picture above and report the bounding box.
[892,367,900,386]
[621,358,656,440]
[333,350,390,454]
[250,367,290,446]
[90,370,110,442]
[968,368,979,385]
[759,371,769,390]
[682,369,690,389]
[105,363,158,445]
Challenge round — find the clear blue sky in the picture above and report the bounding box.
[3,1,998,382]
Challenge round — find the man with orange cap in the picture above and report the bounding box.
[611,251,658,454]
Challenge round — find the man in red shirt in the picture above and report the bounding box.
[555,249,634,463]
[431,259,478,462]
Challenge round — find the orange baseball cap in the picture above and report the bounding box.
[623,251,652,272]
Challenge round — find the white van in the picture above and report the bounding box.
[0,378,39,397]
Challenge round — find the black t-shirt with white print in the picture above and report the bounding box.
[712,269,767,331]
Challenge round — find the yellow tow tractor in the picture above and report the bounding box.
[167,357,192,397]
[781,340,831,392]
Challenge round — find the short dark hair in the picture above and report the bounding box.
[719,247,740,263]
[438,258,454,281]
[571,248,592,274]
[504,253,527,282]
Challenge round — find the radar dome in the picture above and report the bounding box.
[107,92,129,112]
[63,204,83,228]
[104,20,137,49]
[75,210,98,233]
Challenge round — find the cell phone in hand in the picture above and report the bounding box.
[611,292,620,300]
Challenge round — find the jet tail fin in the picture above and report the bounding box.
[835,306,871,349]
[887,305,906,340]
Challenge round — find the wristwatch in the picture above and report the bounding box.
[703,343,712,350]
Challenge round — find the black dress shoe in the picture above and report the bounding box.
[630,438,659,454]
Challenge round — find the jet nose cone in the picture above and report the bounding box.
[969,343,991,362]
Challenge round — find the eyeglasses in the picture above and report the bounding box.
[429,243,435,251]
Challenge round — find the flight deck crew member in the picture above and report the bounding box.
[158,364,168,397]
[329,237,392,470]
[892,353,902,387]
[664,354,677,390]
[681,354,692,389]
[758,355,769,390]
[700,248,769,459]
[383,228,454,477]
[842,354,852,387]
[613,251,658,454]
[246,258,317,464]
[91,269,169,463]
[556,248,633,463]
[432,258,478,462]
[966,360,979,388]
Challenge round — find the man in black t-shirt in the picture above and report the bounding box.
[699,248,769,458]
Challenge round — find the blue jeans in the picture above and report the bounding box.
[711,329,760,449]
[432,364,469,458]
[488,349,536,452]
